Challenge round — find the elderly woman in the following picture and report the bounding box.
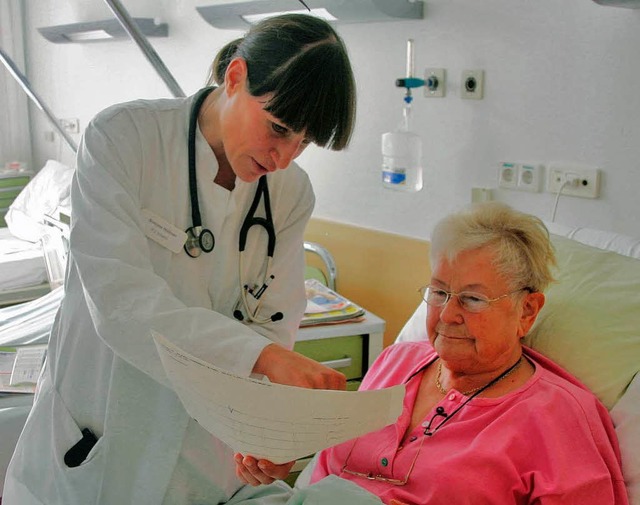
[236,203,627,504]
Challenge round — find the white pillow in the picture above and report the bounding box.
[396,300,427,343]
[5,159,74,242]
[544,220,640,260]
[611,373,640,505]
[526,235,640,410]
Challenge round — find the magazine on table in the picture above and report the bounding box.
[301,279,366,327]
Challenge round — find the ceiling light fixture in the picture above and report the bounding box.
[38,18,168,44]
[196,0,424,30]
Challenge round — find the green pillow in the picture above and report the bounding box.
[525,234,640,409]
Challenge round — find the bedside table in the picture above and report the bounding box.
[295,310,385,391]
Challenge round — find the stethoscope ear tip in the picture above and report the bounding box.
[233,310,245,321]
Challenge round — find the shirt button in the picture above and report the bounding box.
[448,393,456,401]
[381,458,388,467]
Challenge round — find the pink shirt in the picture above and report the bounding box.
[311,342,628,505]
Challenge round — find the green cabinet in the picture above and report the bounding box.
[294,335,365,391]
[294,312,385,390]
[0,173,31,227]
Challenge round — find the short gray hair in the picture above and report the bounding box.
[430,202,556,293]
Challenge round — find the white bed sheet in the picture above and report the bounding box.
[0,227,48,292]
[0,286,63,347]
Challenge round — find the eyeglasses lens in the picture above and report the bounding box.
[420,286,490,313]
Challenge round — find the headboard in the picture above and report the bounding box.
[304,217,430,347]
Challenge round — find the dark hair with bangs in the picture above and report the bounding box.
[206,14,356,150]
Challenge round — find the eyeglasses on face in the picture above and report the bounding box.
[418,285,528,313]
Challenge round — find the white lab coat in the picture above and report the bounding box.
[4,93,314,504]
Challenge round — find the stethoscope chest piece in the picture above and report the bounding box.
[184,87,282,323]
[184,226,215,258]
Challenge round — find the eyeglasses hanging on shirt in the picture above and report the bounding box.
[340,357,524,486]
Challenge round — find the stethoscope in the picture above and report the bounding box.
[184,87,283,324]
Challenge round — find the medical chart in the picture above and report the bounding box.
[0,344,47,394]
[152,331,404,464]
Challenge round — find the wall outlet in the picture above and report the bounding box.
[59,118,80,134]
[461,69,484,99]
[547,163,601,199]
[424,68,446,98]
[516,163,542,192]
[497,162,518,189]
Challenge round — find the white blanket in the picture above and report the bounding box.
[0,228,47,291]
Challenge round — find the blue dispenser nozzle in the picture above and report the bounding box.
[395,77,425,104]
[395,77,426,89]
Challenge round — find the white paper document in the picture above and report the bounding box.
[152,331,404,464]
[10,345,47,386]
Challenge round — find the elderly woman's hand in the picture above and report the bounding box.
[234,453,296,486]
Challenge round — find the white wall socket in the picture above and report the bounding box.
[497,162,518,189]
[498,162,542,192]
[546,163,601,199]
[517,163,542,192]
[461,69,484,99]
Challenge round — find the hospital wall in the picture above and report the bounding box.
[18,0,640,339]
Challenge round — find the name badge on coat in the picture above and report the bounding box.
[141,209,187,254]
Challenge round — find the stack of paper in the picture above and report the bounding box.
[300,279,366,327]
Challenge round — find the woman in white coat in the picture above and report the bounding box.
[4,13,356,505]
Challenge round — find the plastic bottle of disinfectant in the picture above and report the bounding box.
[381,100,423,192]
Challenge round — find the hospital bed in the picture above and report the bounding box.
[0,159,72,308]
[0,227,50,307]
[0,171,46,306]
[289,222,640,504]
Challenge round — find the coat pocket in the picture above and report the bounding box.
[7,387,107,504]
